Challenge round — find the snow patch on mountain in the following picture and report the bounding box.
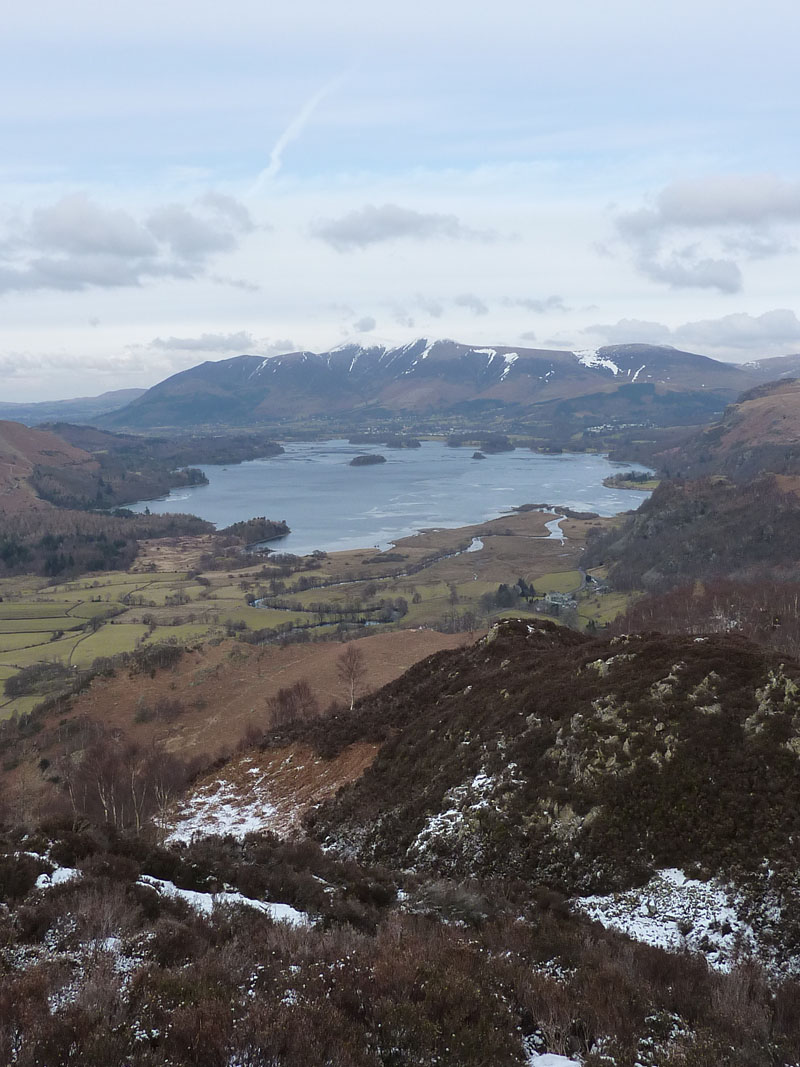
[501,353,519,380]
[574,349,621,375]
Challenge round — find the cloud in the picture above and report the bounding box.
[310,203,497,252]
[454,292,489,316]
[637,252,743,294]
[648,175,800,230]
[586,309,800,356]
[198,193,256,233]
[31,194,157,257]
[353,316,376,333]
[0,192,256,296]
[614,174,800,295]
[146,204,240,260]
[144,332,297,356]
[674,309,800,351]
[415,296,444,318]
[506,295,567,313]
[586,318,673,345]
[148,331,259,353]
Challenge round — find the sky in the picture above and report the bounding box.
[1,0,799,401]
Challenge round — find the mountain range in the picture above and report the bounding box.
[93,339,797,431]
[0,388,145,427]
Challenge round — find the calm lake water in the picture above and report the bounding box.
[128,439,651,555]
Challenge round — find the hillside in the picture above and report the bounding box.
[0,420,97,514]
[96,340,757,431]
[584,474,800,591]
[3,619,800,1064]
[0,388,145,426]
[302,621,800,920]
[657,377,800,480]
[36,423,284,509]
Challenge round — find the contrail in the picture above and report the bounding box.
[251,75,345,193]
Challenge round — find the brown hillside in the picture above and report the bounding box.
[1,628,468,822]
[658,378,800,480]
[0,420,97,514]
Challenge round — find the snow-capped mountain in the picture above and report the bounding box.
[98,339,758,429]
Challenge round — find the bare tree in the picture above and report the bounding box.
[337,643,367,710]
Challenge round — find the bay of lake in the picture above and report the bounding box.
[128,439,652,555]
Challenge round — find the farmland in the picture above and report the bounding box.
[0,506,635,719]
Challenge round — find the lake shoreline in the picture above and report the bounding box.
[126,438,652,556]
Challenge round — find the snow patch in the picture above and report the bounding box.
[500,353,519,380]
[473,347,496,357]
[574,868,756,971]
[249,358,271,378]
[137,874,308,926]
[574,348,620,375]
[631,363,647,382]
[528,1055,581,1067]
[165,766,280,844]
[35,866,81,889]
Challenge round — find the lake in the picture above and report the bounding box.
[128,439,652,554]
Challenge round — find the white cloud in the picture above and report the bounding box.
[353,316,376,333]
[674,309,800,350]
[310,203,497,252]
[144,332,296,356]
[586,309,800,358]
[638,252,743,294]
[0,192,255,295]
[506,295,567,313]
[454,292,489,316]
[31,194,157,257]
[653,175,800,229]
[615,174,800,295]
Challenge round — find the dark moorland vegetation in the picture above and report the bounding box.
[1,619,800,1064]
[585,474,800,592]
[276,622,800,941]
[2,820,799,1066]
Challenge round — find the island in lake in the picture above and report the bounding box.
[350,454,387,467]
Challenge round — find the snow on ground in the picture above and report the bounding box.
[35,866,81,889]
[500,353,519,379]
[573,348,620,375]
[527,1056,581,1067]
[165,745,377,846]
[165,764,280,844]
[409,766,522,866]
[573,868,756,971]
[137,874,308,926]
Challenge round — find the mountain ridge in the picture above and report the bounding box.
[95,339,762,430]
[0,388,146,427]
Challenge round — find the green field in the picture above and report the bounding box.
[0,512,628,719]
[0,633,58,653]
[0,617,82,633]
[535,570,582,594]
[0,602,80,620]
